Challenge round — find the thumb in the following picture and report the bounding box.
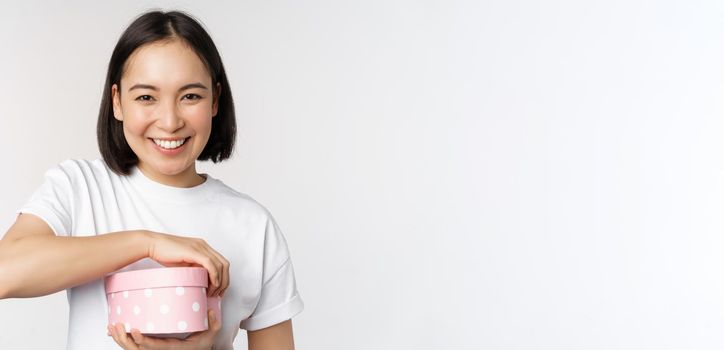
[209,308,222,331]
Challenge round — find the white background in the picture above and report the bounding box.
[1,0,723,349]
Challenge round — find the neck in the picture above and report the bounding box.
[137,162,205,188]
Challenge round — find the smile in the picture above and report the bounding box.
[148,137,191,154]
[152,137,188,149]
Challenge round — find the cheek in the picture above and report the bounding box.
[184,100,213,114]
[123,123,148,145]
[184,105,214,129]
[121,113,152,137]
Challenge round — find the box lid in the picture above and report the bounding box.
[104,267,208,294]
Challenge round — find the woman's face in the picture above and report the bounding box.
[111,39,220,187]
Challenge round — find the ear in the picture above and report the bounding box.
[212,82,221,117]
[111,84,123,121]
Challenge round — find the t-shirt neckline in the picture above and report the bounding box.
[128,165,214,202]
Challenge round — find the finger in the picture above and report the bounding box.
[115,323,136,349]
[204,247,225,297]
[130,329,143,345]
[160,261,195,268]
[111,323,139,350]
[207,249,225,297]
[218,253,230,297]
[183,308,222,346]
[130,328,181,349]
[199,247,224,297]
[203,246,229,297]
[209,308,223,332]
[190,241,221,296]
[109,325,123,348]
[108,325,119,342]
[200,255,220,297]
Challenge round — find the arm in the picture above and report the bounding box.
[0,213,150,299]
[247,320,296,350]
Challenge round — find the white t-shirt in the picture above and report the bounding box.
[16,158,304,349]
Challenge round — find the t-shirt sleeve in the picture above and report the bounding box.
[15,163,73,237]
[239,212,304,331]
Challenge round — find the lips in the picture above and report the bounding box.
[150,137,190,142]
[148,137,191,154]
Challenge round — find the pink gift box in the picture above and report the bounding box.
[105,267,222,339]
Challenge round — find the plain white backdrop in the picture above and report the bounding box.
[2,0,724,349]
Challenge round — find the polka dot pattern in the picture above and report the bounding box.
[107,286,222,335]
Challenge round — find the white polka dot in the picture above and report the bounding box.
[160,304,170,314]
[133,305,141,315]
[124,323,131,333]
[116,305,121,315]
[192,302,200,312]
[123,291,129,298]
[146,322,155,332]
[204,317,208,328]
[111,293,115,299]
[177,320,188,331]
[176,287,185,296]
[144,289,153,297]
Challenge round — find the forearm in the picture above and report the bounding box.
[247,320,295,350]
[0,230,150,299]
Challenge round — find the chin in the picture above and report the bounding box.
[144,159,191,176]
[160,165,191,176]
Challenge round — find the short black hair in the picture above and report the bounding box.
[97,9,236,175]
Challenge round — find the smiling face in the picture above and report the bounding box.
[111,39,220,187]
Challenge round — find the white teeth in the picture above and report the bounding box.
[153,138,186,149]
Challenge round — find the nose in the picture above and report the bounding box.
[156,100,184,132]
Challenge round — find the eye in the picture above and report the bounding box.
[135,95,153,102]
[182,94,202,101]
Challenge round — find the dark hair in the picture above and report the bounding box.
[97,10,236,175]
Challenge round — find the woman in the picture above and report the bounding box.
[0,9,303,350]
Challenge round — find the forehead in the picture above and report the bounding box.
[121,39,211,89]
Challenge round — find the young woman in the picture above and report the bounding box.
[0,10,303,350]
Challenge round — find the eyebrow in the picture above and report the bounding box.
[128,82,208,92]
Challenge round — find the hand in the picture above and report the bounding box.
[108,308,222,349]
[145,231,230,297]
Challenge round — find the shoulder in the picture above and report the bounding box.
[210,180,275,220]
[50,158,114,180]
[39,158,121,191]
